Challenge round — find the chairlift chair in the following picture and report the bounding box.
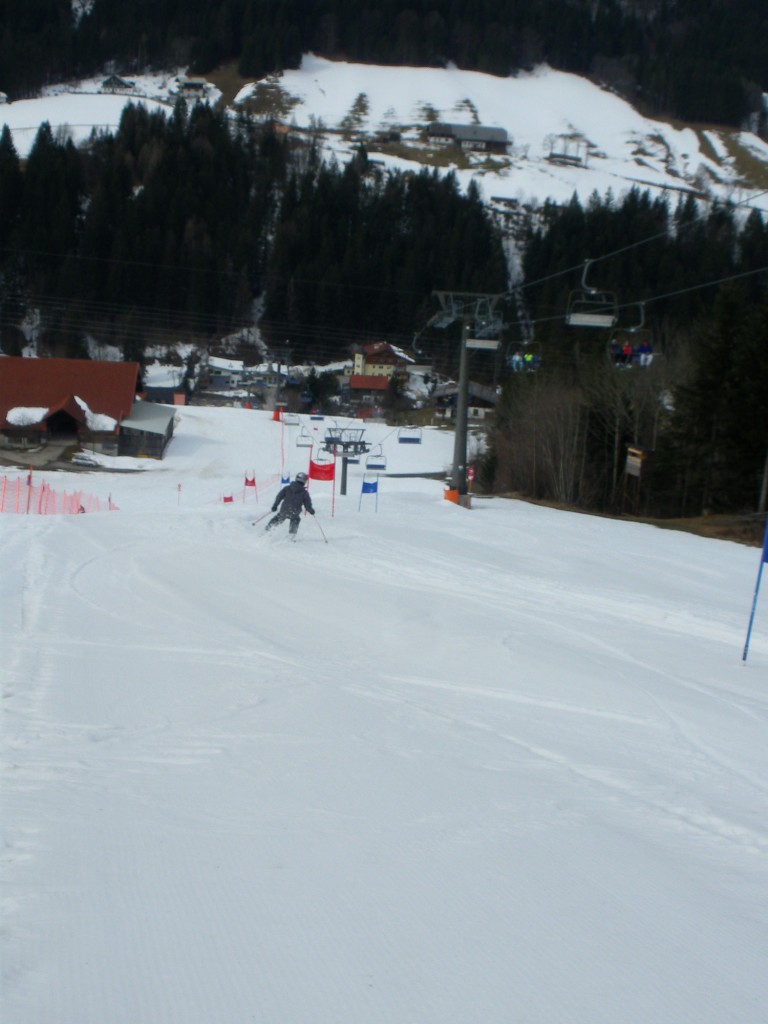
[519,340,542,372]
[565,260,618,329]
[282,411,300,425]
[313,448,335,469]
[398,426,422,445]
[366,445,388,471]
[296,427,314,448]
[607,304,655,368]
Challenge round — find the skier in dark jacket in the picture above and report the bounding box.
[266,472,315,536]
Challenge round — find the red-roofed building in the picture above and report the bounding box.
[344,342,415,415]
[0,356,164,455]
[351,342,414,379]
[345,374,389,418]
[348,374,390,393]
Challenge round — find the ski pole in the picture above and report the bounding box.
[252,509,273,526]
[313,514,328,543]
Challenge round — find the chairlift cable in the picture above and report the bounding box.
[8,183,768,355]
[512,187,768,297]
[501,262,768,332]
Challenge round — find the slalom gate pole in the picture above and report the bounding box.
[742,517,768,662]
[742,559,764,663]
[313,514,328,543]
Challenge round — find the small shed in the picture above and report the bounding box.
[118,402,175,458]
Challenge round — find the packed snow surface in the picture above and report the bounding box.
[3,406,768,1023]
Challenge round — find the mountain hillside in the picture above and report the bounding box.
[5,56,768,213]
[230,55,768,212]
[3,0,768,130]
[3,58,767,521]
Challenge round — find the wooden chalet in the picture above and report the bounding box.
[344,374,389,418]
[351,341,414,379]
[175,76,208,100]
[343,342,417,415]
[426,123,509,154]
[100,75,135,93]
[433,381,499,423]
[0,356,174,458]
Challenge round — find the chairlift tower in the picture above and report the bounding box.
[432,291,505,502]
[321,426,371,496]
[271,342,292,408]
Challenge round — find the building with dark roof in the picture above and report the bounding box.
[426,123,509,153]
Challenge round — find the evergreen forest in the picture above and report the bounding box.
[2,0,767,131]
[0,104,507,364]
[1,97,767,519]
[1,1,768,520]
[489,188,768,520]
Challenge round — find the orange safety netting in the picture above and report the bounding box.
[0,475,118,514]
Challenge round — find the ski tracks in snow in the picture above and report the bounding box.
[351,670,768,858]
[305,517,768,859]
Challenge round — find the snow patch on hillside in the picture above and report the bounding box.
[4,55,767,211]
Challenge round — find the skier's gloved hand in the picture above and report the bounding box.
[309,509,315,515]
[271,505,278,512]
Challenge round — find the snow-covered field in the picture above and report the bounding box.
[3,55,768,211]
[3,406,768,1023]
[0,83,172,161]
[235,55,768,210]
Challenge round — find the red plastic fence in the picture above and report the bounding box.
[0,475,118,514]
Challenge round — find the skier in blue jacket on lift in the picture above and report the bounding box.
[266,472,315,537]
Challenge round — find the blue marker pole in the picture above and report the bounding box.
[742,517,768,663]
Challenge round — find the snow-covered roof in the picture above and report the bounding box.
[6,406,48,426]
[119,401,175,436]
[74,395,118,432]
[208,357,245,372]
[0,356,139,429]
